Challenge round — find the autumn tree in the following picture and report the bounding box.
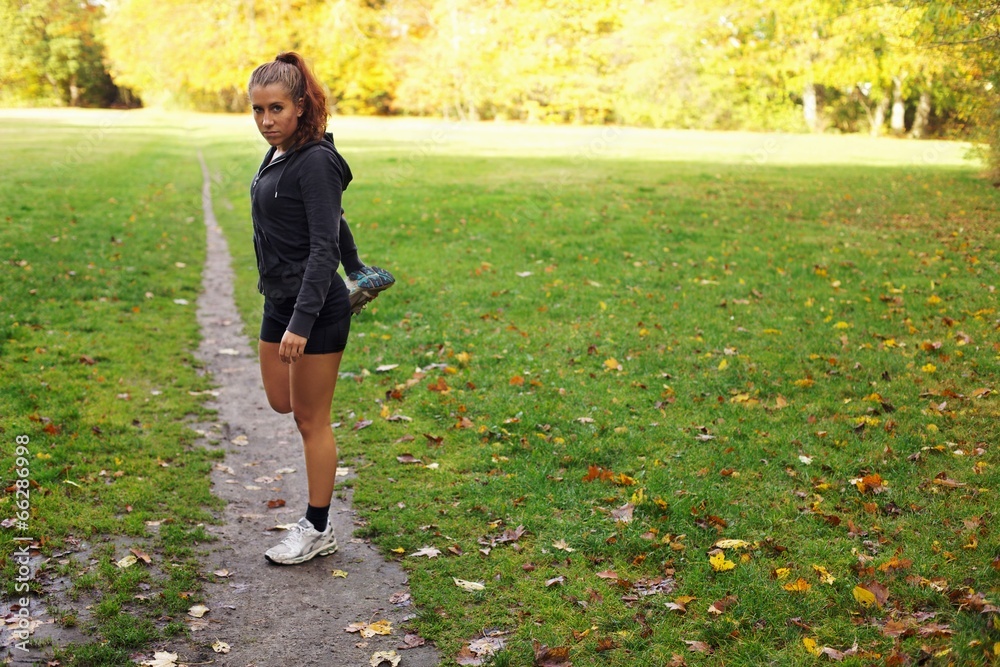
[0,0,117,106]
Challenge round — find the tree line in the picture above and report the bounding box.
[2,0,997,175]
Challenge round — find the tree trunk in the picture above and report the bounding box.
[871,97,889,137]
[803,81,818,132]
[890,75,906,135]
[69,74,80,107]
[910,88,932,138]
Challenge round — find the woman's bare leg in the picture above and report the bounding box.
[289,351,343,507]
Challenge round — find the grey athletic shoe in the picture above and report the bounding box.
[264,517,338,565]
[345,265,395,315]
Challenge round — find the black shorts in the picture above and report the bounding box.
[259,315,350,355]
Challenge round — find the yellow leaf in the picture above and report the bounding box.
[604,358,621,371]
[783,578,811,592]
[922,363,937,373]
[833,321,851,329]
[853,585,877,608]
[331,569,348,578]
[630,487,646,505]
[456,351,472,365]
[717,359,728,370]
[380,404,391,419]
[714,539,751,550]
[794,378,815,388]
[709,551,735,572]
[803,638,822,656]
[391,547,405,554]
[927,294,942,305]
[812,564,836,585]
[362,620,393,638]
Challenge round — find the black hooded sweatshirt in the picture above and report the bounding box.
[251,133,358,339]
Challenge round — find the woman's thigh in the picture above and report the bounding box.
[289,352,344,424]
[259,340,292,414]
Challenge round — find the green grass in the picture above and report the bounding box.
[3,109,999,666]
[0,110,220,665]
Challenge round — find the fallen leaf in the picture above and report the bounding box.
[212,640,230,654]
[610,503,634,523]
[532,640,572,666]
[552,539,575,552]
[141,651,178,667]
[116,554,137,569]
[353,419,374,431]
[187,604,210,618]
[375,364,399,372]
[266,499,286,509]
[410,546,442,558]
[396,454,423,464]
[713,539,751,550]
[812,564,836,585]
[370,649,401,667]
[684,640,713,654]
[709,551,735,572]
[708,595,738,616]
[331,570,348,578]
[454,578,485,592]
[398,633,426,650]
[783,578,811,593]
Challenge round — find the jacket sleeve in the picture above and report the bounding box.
[286,149,345,338]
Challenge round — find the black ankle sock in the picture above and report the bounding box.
[305,504,330,533]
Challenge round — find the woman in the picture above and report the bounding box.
[248,52,392,565]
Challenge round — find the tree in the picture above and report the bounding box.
[0,0,117,106]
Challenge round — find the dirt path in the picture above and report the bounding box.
[176,155,440,666]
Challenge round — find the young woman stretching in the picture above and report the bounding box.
[247,52,392,564]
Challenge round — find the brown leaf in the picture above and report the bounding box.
[610,503,634,523]
[455,647,485,666]
[423,433,444,447]
[428,377,449,392]
[398,634,426,650]
[545,576,566,587]
[393,434,415,444]
[532,640,572,667]
[396,454,423,464]
[595,570,619,580]
[916,623,953,638]
[582,465,612,483]
[708,595,738,616]
[595,637,617,652]
[129,548,152,565]
[881,619,914,638]
[684,640,713,654]
[859,580,890,608]
[931,472,965,488]
[266,499,286,509]
[353,419,373,431]
[509,375,525,386]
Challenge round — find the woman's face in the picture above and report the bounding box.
[250,83,303,152]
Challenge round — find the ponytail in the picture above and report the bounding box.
[248,51,328,147]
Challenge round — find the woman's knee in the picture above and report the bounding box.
[292,409,330,435]
[268,397,293,414]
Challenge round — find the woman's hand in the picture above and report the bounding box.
[279,330,308,364]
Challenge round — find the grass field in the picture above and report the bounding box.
[3,109,1000,666]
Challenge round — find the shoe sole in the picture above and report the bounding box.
[265,542,339,566]
[348,282,394,314]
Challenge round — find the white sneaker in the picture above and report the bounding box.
[265,517,338,565]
